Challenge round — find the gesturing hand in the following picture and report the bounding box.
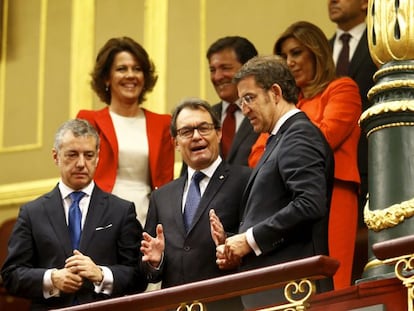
[209,209,226,246]
[141,224,165,268]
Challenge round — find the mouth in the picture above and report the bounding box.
[191,145,207,153]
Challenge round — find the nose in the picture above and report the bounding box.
[286,55,295,67]
[76,155,85,167]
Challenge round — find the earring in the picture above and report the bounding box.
[105,86,109,92]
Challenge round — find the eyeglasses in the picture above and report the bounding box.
[238,94,257,108]
[176,122,217,139]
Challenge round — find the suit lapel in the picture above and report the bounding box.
[173,176,188,236]
[349,30,368,77]
[80,186,107,252]
[227,117,251,162]
[95,107,118,156]
[44,186,73,257]
[186,162,229,233]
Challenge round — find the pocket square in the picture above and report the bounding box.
[95,224,113,231]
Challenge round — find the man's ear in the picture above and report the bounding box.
[270,83,282,101]
[52,148,59,165]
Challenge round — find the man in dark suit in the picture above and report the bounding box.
[328,0,377,216]
[212,56,334,309]
[328,0,378,282]
[207,36,259,165]
[141,98,251,310]
[1,119,147,310]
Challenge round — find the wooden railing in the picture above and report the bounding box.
[55,255,339,311]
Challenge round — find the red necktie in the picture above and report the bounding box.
[221,103,238,159]
[336,33,352,76]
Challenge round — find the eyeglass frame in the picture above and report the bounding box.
[238,94,258,109]
[176,122,219,139]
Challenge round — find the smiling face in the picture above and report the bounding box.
[53,131,99,190]
[209,48,243,103]
[279,37,316,89]
[107,51,145,106]
[174,107,222,171]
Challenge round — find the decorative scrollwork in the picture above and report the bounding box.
[394,256,414,311]
[257,279,315,311]
[360,101,414,125]
[176,301,205,311]
[364,197,414,231]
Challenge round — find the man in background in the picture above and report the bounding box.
[207,36,259,166]
[328,0,378,282]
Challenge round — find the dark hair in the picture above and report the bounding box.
[54,119,100,152]
[91,36,158,104]
[170,98,221,138]
[273,21,336,98]
[233,55,299,104]
[206,36,258,64]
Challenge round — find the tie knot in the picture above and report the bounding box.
[192,171,205,184]
[226,103,239,114]
[70,191,85,203]
[340,33,351,44]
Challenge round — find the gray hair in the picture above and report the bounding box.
[54,119,100,152]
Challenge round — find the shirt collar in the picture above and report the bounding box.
[270,108,301,136]
[187,156,222,182]
[336,22,366,43]
[59,180,95,199]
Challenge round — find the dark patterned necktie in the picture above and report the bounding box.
[68,191,85,250]
[336,33,352,76]
[183,171,205,232]
[221,103,238,159]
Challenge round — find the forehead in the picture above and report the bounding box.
[176,108,213,126]
[59,131,97,151]
[209,48,241,66]
[280,37,302,51]
[112,51,139,65]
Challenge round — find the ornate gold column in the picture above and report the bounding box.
[360,0,414,279]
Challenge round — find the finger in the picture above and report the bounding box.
[156,224,164,241]
[142,232,153,242]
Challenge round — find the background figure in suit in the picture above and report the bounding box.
[1,119,146,310]
[77,36,174,228]
[328,0,377,220]
[141,98,251,310]
[208,36,259,165]
[213,55,334,310]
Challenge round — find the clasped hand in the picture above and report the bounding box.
[51,250,103,293]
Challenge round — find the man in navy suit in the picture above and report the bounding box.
[1,119,146,310]
[212,56,334,309]
[141,98,251,310]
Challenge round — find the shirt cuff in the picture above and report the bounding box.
[94,266,113,295]
[246,227,262,256]
[43,269,60,298]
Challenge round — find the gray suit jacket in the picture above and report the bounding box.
[212,102,259,166]
[1,185,146,310]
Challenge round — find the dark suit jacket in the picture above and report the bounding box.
[1,185,146,310]
[144,161,251,288]
[212,102,259,166]
[239,112,334,306]
[330,29,378,208]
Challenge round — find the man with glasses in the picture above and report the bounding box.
[211,55,335,309]
[140,98,251,310]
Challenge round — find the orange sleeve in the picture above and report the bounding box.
[248,133,269,168]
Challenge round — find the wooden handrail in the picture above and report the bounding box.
[372,234,414,260]
[54,255,339,311]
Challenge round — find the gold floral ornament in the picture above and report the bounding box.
[364,197,414,231]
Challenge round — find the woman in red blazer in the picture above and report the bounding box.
[250,22,361,290]
[77,37,174,227]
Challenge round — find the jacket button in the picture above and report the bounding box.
[184,246,190,251]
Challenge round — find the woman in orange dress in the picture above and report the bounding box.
[249,21,361,289]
